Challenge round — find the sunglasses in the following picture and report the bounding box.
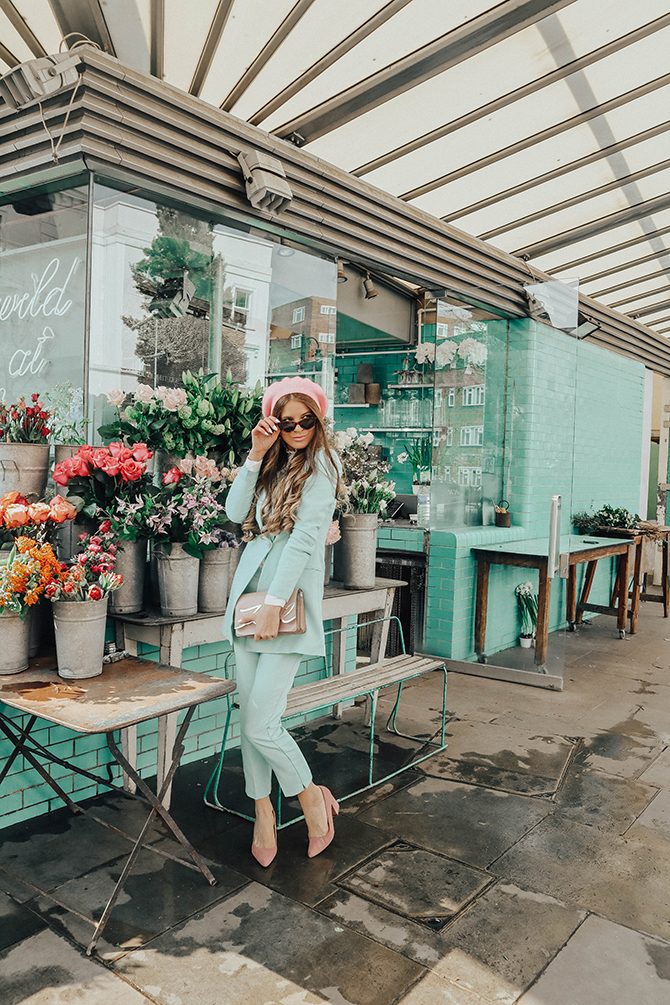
[279,414,317,432]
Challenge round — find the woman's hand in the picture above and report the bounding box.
[253,604,282,641]
[249,416,280,462]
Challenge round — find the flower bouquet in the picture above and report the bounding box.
[0,394,54,442]
[332,427,396,516]
[45,526,123,603]
[515,581,538,644]
[143,454,232,558]
[0,537,61,619]
[52,442,153,521]
[0,491,77,545]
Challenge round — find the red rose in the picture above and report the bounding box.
[31,393,39,402]
[131,443,152,462]
[99,520,112,533]
[120,458,144,481]
[63,582,75,593]
[88,586,102,601]
[162,467,182,485]
[78,445,95,463]
[92,448,109,469]
[52,461,70,486]
[76,553,88,565]
[39,411,47,420]
[41,427,50,437]
[45,583,58,598]
[69,455,90,477]
[102,457,121,476]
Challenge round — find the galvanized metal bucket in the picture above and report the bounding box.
[108,539,147,615]
[0,443,50,498]
[155,542,199,617]
[53,596,109,679]
[339,513,379,590]
[0,608,31,674]
[198,548,231,613]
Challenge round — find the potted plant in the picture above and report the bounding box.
[142,456,232,616]
[332,428,396,589]
[45,526,122,679]
[0,537,61,674]
[399,436,432,492]
[0,491,77,545]
[0,394,55,498]
[515,581,538,648]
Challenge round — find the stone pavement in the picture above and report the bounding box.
[2,601,670,1004]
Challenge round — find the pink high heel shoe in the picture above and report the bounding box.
[251,812,277,868]
[307,785,339,858]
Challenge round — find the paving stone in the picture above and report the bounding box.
[639,747,670,788]
[0,810,154,902]
[339,843,491,921]
[0,891,46,952]
[0,928,153,1005]
[626,788,670,838]
[201,811,394,908]
[518,914,670,1005]
[357,776,551,869]
[493,815,670,941]
[554,764,658,833]
[415,720,574,795]
[113,882,425,1005]
[29,839,248,960]
[574,718,667,777]
[319,881,585,1003]
[388,971,493,1004]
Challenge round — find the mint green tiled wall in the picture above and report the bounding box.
[423,319,646,662]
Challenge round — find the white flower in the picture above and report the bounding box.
[153,385,168,402]
[106,387,126,407]
[163,387,188,412]
[415,342,435,365]
[396,452,408,464]
[360,432,374,446]
[435,340,457,368]
[457,337,488,366]
[177,456,194,475]
[134,383,155,404]
[379,499,387,511]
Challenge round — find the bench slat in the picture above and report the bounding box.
[283,654,445,718]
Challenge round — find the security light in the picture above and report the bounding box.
[0,52,79,109]
[237,151,292,213]
[571,319,599,339]
[337,260,347,283]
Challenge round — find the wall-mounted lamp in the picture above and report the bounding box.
[336,260,347,283]
[0,51,79,108]
[363,272,378,299]
[277,240,295,256]
[237,151,292,213]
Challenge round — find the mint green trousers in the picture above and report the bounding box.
[234,645,313,800]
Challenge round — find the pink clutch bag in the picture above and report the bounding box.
[234,589,306,636]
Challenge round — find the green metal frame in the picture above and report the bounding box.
[203,616,449,828]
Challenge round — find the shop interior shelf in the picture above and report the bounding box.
[386,383,434,389]
[334,403,370,408]
[367,427,427,433]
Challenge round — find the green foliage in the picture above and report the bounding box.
[572,504,640,533]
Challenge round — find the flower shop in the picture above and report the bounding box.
[1,46,670,831]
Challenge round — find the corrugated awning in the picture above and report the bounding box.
[2,0,669,338]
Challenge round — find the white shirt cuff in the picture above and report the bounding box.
[245,457,262,472]
[264,594,286,606]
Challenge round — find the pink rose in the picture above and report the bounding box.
[106,388,126,407]
[69,455,90,477]
[162,467,182,485]
[92,448,110,468]
[102,458,121,476]
[134,384,155,404]
[131,443,152,462]
[162,387,187,412]
[120,458,144,481]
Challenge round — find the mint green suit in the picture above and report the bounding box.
[222,449,339,798]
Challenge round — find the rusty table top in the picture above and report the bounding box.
[0,655,235,734]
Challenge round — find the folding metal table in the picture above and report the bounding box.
[0,654,235,955]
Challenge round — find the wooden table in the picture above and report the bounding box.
[0,655,234,955]
[595,529,669,634]
[110,578,404,803]
[472,536,635,670]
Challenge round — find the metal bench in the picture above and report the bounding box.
[204,618,448,828]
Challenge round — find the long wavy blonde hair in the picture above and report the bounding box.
[242,393,346,541]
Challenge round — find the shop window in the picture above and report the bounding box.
[460,425,483,446]
[292,306,305,323]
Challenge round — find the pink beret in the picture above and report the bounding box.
[262,376,328,418]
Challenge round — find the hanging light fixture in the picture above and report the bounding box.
[337,260,347,283]
[363,272,378,299]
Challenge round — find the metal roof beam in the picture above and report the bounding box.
[220,0,316,109]
[608,285,670,309]
[477,158,670,242]
[641,314,670,326]
[442,119,670,225]
[589,265,670,299]
[550,223,670,273]
[515,193,670,261]
[189,0,235,97]
[631,301,670,320]
[402,69,670,202]
[0,40,18,66]
[0,0,46,58]
[580,247,670,286]
[354,11,670,179]
[249,0,412,125]
[150,0,164,79]
[273,0,577,144]
[48,0,116,55]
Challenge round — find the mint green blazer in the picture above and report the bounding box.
[222,449,339,657]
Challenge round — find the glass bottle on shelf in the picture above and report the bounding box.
[407,388,420,428]
[384,388,397,428]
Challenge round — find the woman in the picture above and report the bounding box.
[222,376,346,866]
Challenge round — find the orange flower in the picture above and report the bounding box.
[0,491,24,519]
[49,495,77,524]
[27,502,51,524]
[3,503,29,528]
